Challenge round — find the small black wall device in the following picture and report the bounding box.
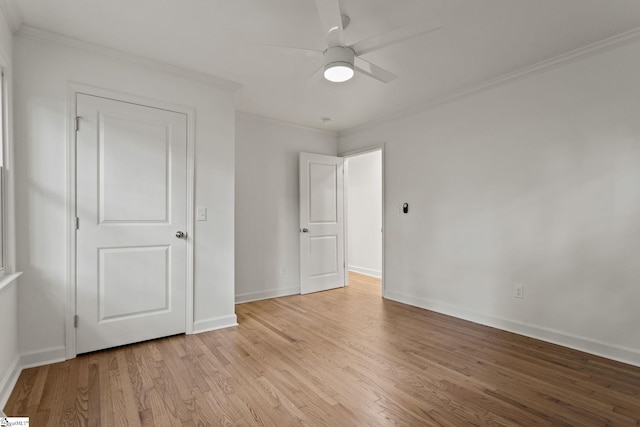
[403,203,409,214]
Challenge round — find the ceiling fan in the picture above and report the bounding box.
[268,0,440,83]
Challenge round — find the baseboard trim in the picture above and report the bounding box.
[19,346,66,370]
[193,315,238,334]
[385,291,640,368]
[1,346,66,410]
[235,287,300,304]
[348,266,382,278]
[0,356,20,410]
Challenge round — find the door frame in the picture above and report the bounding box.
[65,83,196,359]
[340,145,385,296]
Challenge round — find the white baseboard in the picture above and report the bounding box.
[19,346,66,370]
[193,315,238,334]
[348,266,382,278]
[0,356,20,410]
[385,291,640,368]
[0,346,66,410]
[235,287,299,304]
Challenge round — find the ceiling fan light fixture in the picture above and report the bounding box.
[323,46,355,83]
[324,63,354,82]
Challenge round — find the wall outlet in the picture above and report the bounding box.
[514,285,524,299]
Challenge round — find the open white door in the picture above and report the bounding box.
[299,152,345,294]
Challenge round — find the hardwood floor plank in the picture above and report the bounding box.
[59,354,85,426]
[152,360,197,423]
[86,356,101,427]
[95,351,115,426]
[32,362,61,414]
[109,352,142,426]
[4,272,640,425]
[75,355,91,426]
[47,364,72,426]
[27,363,49,410]
[180,388,233,426]
[122,346,152,414]
[4,365,37,415]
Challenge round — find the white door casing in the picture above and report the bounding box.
[299,152,345,294]
[75,93,188,354]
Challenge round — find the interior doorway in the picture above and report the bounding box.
[344,148,383,292]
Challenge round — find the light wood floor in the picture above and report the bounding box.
[5,272,640,426]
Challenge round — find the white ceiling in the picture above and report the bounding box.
[5,0,640,132]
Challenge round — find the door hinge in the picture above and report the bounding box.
[74,315,79,328]
[74,116,82,132]
[75,217,80,230]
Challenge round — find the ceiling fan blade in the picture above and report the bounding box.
[354,57,397,84]
[351,22,440,56]
[308,63,324,80]
[253,43,323,58]
[314,0,345,47]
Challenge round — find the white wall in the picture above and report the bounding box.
[346,150,382,278]
[0,282,18,410]
[0,6,19,411]
[235,112,338,303]
[13,33,237,362]
[0,8,11,75]
[339,40,640,366]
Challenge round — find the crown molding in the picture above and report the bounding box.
[236,110,339,137]
[340,26,640,138]
[16,25,242,92]
[0,0,22,33]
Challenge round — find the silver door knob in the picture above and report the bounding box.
[302,228,309,233]
[176,231,186,239]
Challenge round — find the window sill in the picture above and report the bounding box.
[0,272,23,294]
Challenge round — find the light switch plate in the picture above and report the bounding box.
[197,207,207,221]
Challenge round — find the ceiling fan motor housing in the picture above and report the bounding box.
[324,46,355,82]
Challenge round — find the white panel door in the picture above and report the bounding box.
[300,153,345,294]
[76,93,187,354]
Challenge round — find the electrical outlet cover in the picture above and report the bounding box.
[514,285,524,298]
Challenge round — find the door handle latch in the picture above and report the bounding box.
[176,231,186,239]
